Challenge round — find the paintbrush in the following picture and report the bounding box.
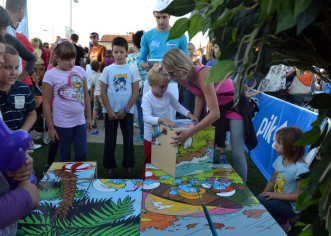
[190,179,218,236]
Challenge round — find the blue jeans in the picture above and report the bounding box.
[103,113,135,169]
[55,124,87,162]
[257,195,296,224]
[135,87,144,138]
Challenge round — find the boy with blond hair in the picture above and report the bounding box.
[141,63,197,178]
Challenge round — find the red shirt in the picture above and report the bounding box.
[40,48,48,68]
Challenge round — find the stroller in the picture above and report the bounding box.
[30,72,51,145]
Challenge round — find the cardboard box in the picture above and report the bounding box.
[151,120,215,177]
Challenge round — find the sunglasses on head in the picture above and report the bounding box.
[90,35,96,39]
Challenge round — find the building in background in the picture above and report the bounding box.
[99,32,133,50]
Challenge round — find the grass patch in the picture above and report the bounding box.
[31,143,267,196]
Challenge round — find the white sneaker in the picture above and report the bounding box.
[133,122,139,128]
[31,144,42,150]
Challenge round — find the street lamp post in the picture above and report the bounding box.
[70,0,79,35]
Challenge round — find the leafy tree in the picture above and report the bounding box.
[163,0,331,235]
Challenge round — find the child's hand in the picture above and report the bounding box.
[187,113,199,122]
[86,118,92,131]
[7,150,33,182]
[117,110,127,120]
[108,111,118,120]
[48,127,59,143]
[159,117,177,127]
[260,191,279,200]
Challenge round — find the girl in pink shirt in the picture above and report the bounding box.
[42,40,92,162]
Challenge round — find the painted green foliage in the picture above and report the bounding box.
[19,195,139,235]
[177,127,215,158]
[18,178,141,236]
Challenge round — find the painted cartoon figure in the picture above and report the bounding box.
[71,75,84,102]
[274,173,285,193]
[152,127,167,145]
[169,183,206,199]
[113,75,127,92]
[201,177,236,197]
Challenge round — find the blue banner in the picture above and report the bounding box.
[249,93,318,180]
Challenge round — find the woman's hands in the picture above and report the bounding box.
[171,129,192,147]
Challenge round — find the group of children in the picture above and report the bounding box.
[0,34,310,234]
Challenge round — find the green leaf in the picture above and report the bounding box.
[211,0,224,10]
[295,127,320,145]
[298,225,313,235]
[296,190,312,210]
[201,15,211,34]
[188,14,203,41]
[192,0,209,11]
[260,0,280,22]
[207,60,236,84]
[294,0,312,19]
[167,18,190,41]
[296,0,323,34]
[276,1,297,34]
[162,0,196,17]
[311,115,326,128]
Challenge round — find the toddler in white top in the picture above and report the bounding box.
[141,63,197,178]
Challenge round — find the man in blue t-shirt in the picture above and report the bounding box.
[139,0,188,120]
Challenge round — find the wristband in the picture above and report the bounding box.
[124,108,130,113]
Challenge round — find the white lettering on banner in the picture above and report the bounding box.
[257,115,288,144]
[271,121,288,149]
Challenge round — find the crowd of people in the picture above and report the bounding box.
[1,0,328,234]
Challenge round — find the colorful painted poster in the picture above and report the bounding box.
[140,164,286,236]
[18,178,143,235]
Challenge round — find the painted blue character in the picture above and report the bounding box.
[113,76,127,92]
[178,184,198,193]
[169,187,179,196]
[190,178,200,185]
[173,179,182,185]
[160,175,172,180]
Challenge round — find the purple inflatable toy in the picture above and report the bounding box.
[0,119,36,188]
